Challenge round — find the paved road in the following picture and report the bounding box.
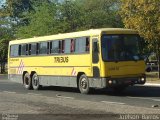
[0,75,160,120]
[1,75,160,108]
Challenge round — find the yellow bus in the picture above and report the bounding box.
[8,28,146,94]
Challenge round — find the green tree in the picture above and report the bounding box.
[0,25,14,73]
[81,0,123,29]
[0,3,14,73]
[120,0,160,77]
[16,1,58,38]
[58,0,84,31]
[16,0,123,38]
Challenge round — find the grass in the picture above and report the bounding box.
[146,72,160,83]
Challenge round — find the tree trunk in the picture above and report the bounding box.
[0,62,5,74]
[157,43,160,79]
[158,56,160,79]
[2,62,5,73]
[0,63,2,74]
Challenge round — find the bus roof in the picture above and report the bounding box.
[9,28,138,45]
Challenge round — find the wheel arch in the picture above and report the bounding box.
[22,71,36,84]
[22,71,28,84]
[30,71,37,78]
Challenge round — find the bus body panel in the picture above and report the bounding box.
[101,61,145,77]
[8,54,92,87]
[8,28,146,90]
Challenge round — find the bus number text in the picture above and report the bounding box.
[54,57,69,63]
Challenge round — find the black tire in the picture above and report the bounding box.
[23,73,32,90]
[32,73,42,90]
[78,74,90,94]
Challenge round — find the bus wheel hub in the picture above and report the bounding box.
[33,77,38,86]
[81,78,87,89]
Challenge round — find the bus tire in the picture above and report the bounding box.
[23,73,32,90]
[32,73,41,90]
[78,74,90,94]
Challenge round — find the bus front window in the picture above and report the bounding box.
[101,34,142,62]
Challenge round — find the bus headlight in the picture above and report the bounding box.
[139,77,145,84]
[141,77,145,82]
[108,80,112,84]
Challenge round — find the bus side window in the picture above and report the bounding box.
[10,45,19,57]
[21,44,27,56]
[47,42,50,54]
[86,37,90,52]
[70,39,75,53]
[58,40,65,53]
[26,44,29,55]
[29,44,31,55]
[62,40,65,53]
[58,40,62,53]
[75,37,86,53]
[39,42,48,55]
[51,41,59,54]
[30,43,37,55]
[18,45,21,56]
[64,39,71,54]
[50,41,52,54]
[36,43,39,55]
[75,38,79,53]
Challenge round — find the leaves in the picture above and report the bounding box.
[120,0,160,55]
[120,0,160,41]
[16,2,58,38]
[0,27,13,61]
[15,0,123,38]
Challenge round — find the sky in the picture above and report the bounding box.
[0,0,5,4]
[0,0,6,7]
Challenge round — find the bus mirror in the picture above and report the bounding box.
[93,42,99,53]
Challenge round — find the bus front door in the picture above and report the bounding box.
[91,37,101,86]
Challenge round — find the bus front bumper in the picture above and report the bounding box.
[89,75,146,88]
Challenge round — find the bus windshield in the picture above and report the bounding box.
[101,34,143,62]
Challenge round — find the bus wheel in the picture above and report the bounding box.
[32,73,41,90]
[79,74,90,94]
[24,73,32,90]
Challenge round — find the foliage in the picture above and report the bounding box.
[16,0,123,38]
[0,17,14,60]
[16,2,58,38]
[120,0,160,52]
[81,0,123,29]
[0,26,14,73]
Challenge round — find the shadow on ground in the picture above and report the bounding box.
[40,85,160,97]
